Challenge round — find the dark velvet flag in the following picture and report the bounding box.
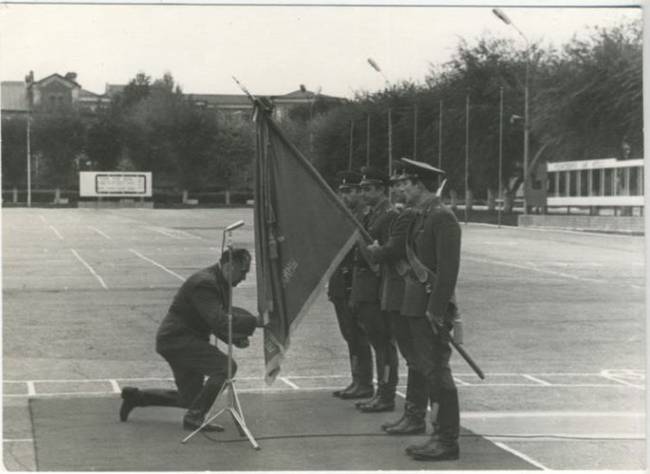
[253,103,364,384]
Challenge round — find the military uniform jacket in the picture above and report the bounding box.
[327,248,355,300]
[367,208,415,312]
[401,196,461,321]
[156,264,233,352]
[350,197,396,305]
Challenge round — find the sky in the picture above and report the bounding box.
[0,2,642,99]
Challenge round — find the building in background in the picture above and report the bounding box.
[2,73,345,119]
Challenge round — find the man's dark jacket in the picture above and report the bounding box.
[156,264,255,353]
[350,198,396,305]
[401,196,461,322]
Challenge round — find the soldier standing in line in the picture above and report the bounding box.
[329,171,374,400]
[394,158,462,461]
[365,160,436,435]
[350,166,399,413]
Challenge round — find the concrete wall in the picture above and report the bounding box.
[518,215,644,234]
[78,200,154,209]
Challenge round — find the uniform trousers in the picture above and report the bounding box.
[357,301,398,397]
[409,316,459,442]
[135,337,232,417]
[389,311,428,414]
[332,297,373,385]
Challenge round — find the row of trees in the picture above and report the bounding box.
[2,73,254,193]
[2,19,642,203]
[283,19,642,201]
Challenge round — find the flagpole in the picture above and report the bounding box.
[413,105,418,160]
[465,93,470,225]
[348,120,355,170]
[388,108,393,202]
[366,114,370,166]
[438,99,443,187]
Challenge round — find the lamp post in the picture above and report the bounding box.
[367,57,390,88]
[367,57,393,177]
[25,72,34,208]
[492,8,530,215]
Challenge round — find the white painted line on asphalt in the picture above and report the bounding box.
[129,249,186,282]
[147,226,202,240]
[109,379,121,393]
[466,255,603,283]
[49,225,64,240]
[462,411,644,418]
[5,391,116,398]
[26,382,35,396]
[522,374,552,386]
[147,226,182,239]
[454,376,470,386]
[70,249,108,290]
[279,377,300,390]
[468,221,642,239]
[490,440,550,470]
[89,226,111,239]
[39,215,47,224]
[3,439,33,443]
[485,434,645,441]
[599,373,644,389]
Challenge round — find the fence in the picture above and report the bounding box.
[545,158,644,215]
[1,188,255,207]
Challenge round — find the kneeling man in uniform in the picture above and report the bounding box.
[119,247,257,432]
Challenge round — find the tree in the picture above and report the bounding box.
[1,117,28,189]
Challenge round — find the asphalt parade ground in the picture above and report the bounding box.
[2,208,646,470]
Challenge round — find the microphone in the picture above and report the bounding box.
[225,220,245,232]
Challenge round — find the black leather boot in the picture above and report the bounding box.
[405,423,439,454]
[182,409,225,433]
[358,385,395,413]
[409,440,459,461]
[409,389,459,460]
[340,381,374,400]
[119,387,140,422]
[332,380,355,398]
[380,412,405,431]
[354,391,378,408]
[384,402,425,434]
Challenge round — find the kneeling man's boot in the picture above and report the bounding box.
[120,387,141,422]
[183,409,224,433]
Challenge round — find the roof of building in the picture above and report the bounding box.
[188,93,254,108]
[79,88,110,102]
[36,73,81,89]
[105,84,125,96]
[1,81,28,112]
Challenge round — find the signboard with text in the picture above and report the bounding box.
[79,172,152,197]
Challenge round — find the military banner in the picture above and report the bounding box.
[253,102,365,383]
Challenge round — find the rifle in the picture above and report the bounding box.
[405,223,485,380]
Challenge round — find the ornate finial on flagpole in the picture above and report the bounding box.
[232,76,255,102]
[232,76,272,119]
[436,178,447,198]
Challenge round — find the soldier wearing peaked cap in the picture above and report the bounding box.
[350,165,399,413]
[392,158,463,462]
[364,161,432,436]
[328,170,374,400]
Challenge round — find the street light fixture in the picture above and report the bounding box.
[492,8,530,215]
[367,57,390,88]
[367,57,393,195]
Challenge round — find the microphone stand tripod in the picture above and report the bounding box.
[182,224,259,450]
